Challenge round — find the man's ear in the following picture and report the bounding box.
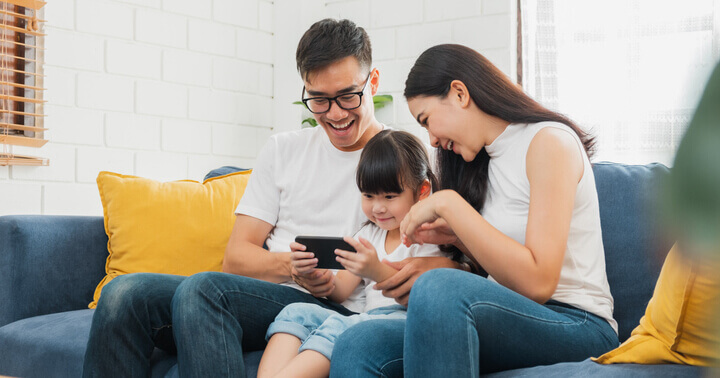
[418,179,432,200]
[370,68,380,96]
[449,80,471,108]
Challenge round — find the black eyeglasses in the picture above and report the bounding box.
[301,72,371,114]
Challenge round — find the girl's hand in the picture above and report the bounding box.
[290,241,318,274]
[335,236,382,281]
[400,192,448,246]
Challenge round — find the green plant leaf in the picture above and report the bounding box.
[302,117,318,127]
[372,94,394,110]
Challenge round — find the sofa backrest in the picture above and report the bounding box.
[0,215,108,328]
[593,162,673,342]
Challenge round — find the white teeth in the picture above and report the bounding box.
[447,140,454,150]
[330,121,351,129]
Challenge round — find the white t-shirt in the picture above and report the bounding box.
[354,224,446,312]
[235,126,369,313]
[482,122,617,333]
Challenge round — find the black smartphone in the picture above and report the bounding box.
[294,236,356,270]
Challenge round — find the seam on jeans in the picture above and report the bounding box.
[379,357,403,377]
[151,324,172,331]
[468,301,589,326]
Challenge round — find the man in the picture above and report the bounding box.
[83,19,463,377]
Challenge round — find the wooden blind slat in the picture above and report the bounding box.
[1,122,46,131]
[0,53,38,63]
[1,24,45,37]
[0,152,48,166]
[0,81,44,91]
[1,109,44,117]
[1,39,44,50]
[0,94,45,104]
[2,0,46,11]
[0,80,43,91]
[0,134,47,147]
[0,8,45,22]
[1,67,43,77]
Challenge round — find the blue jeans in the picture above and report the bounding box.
[331,269,619,377]
[268,303,406,360]
[82,272,353,377]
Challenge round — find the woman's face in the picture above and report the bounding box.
[407,95,482,162]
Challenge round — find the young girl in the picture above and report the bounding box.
[256,130,453,378]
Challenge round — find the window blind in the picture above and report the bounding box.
[0,0,46,166]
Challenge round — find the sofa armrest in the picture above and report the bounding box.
[0,215,107,328]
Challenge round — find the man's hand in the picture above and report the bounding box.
[374,256,460,306]
[289,241,335,297]
[291,268,335,297]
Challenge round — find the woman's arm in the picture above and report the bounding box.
[401,128,583,303]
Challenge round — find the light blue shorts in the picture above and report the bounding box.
[266,303,407,360]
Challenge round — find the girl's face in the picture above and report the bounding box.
[407,94,482,163]
[361,187,418,232]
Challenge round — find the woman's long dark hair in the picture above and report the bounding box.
[404,44,595,215]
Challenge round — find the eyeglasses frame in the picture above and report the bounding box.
[300,72,372,114]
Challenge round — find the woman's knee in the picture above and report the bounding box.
[410,268,467,306]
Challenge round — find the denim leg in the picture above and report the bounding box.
[404,269,620,376]
[301,307,407,360]
[267,303,338,342]
[172,271,353,378]
[330,319,406,378]
[82,273,185,378]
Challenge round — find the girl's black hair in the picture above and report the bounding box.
[356,130,462,262]
[356,129,437,196]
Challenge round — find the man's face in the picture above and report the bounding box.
[303,56,380,152]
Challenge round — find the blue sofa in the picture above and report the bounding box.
[0,163,705,377]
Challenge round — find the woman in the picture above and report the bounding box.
[397,44,619,375]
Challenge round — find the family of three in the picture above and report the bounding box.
[83,18,619,377]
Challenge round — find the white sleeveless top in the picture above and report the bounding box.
[482,122,617,333]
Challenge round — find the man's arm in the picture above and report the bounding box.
[222,214,292,283]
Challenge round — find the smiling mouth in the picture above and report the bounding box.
[446,140,454,151]
[328,120,354,131]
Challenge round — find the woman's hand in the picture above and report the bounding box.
[290,241,335,297]
[400,191,456,246]
[374,256,460,306]
[413,218,459,246]
[335,236,383,282]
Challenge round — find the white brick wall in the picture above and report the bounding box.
[2,0,514,216]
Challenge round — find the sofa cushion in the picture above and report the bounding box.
[593,244,720,365]
[91,170,252,308]
[593,162,673,342]
[485,357,705,377]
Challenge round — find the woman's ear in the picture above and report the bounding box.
[418,179,432,200]
[449,80,471,108]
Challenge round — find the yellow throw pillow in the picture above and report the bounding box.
[90,170,252,309]
[593,244,720,366]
